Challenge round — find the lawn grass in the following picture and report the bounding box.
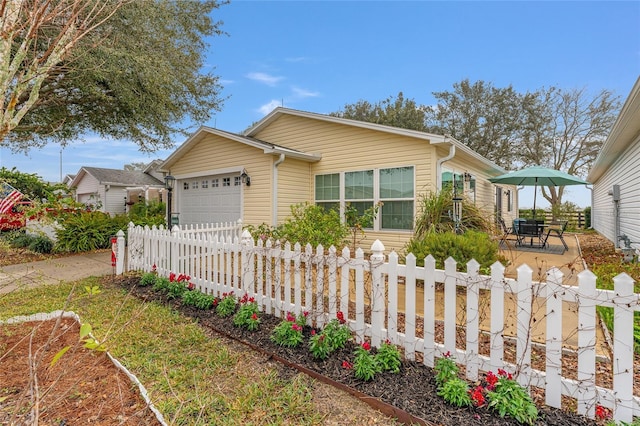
[0,277,324,425]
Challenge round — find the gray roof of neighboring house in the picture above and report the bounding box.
[77,167,163,187]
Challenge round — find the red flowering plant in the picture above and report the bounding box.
[485,369,538,425]
[434,351,471,407]
[165,272,192,300]
[353,341,380,381]
[215,291,237,317]
[309,311,352,360]
[270,311,307,348]
[233,293,260,331]
[375,339,401,373]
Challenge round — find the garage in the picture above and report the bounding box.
[176,173,241,225]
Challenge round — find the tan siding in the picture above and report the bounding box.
[276,159,311,224]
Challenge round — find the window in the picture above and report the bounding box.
[314,166,415,231]
[183,182,189,190]
[234,176,241,186]
[192,180,199,189]
[223,177,230,187]
[315,173,340,212]
[202,180,208,189]
[380,167,414,230]
[345,170,374,227]
[212,178,219,188]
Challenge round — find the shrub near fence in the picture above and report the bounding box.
[126,223,640,423]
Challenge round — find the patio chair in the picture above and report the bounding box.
[545,220,569,253]
[497,217,518,246]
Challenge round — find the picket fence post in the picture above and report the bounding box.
[613,273,635,423]
[516,263,533,389]
[370,239,385,348]
[546,267,564,408]
[490,261,505,371]
[576,269,597,417]
[114,230,125,275]
[443,257,457,356]
[465,259,480,381]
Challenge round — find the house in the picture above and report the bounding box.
[159,108,511,249]
[68,161,165,216]
[587,76,640,249]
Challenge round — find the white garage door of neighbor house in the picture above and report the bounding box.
[178,174,241,225]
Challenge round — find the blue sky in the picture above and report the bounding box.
[1,1,639,208]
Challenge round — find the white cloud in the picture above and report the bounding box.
[246,72,284,87]
[258,100,282,116]
[291,86,320,98]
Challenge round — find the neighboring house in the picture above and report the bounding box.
[587,76,640,248]
[62,174,76,186]
[69,163,164,216]
[160,108,511,249]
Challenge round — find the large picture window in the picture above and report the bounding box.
[315,166,415,231]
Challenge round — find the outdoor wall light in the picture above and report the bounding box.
[464,172,472,182]
[164,174,175,190]
[240,170,251,187]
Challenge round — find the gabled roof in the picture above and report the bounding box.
[587,76,640,183]
[160,126,321,172]
[245,107,505,175]
[70,167,163,188]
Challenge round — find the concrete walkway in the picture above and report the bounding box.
[0,250,114,294]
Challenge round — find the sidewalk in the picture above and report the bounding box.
[0,250,115,294]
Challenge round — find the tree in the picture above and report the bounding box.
[331,92,428,132]
[0,167,63,200]
[1,0,227,153]
[425,80,620,208]
[424,79,524,168]
[520,87,620,207]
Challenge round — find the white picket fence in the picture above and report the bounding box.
[125,223,640,423]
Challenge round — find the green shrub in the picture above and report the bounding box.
[9,232,34,249]
[127,201,166,228]
[55,212,120,252]
[403,230,500,270]
[28,236,53,254]
[276,203,349,248]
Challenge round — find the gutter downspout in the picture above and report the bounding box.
[272,154,285,227]
[436,136,456,190]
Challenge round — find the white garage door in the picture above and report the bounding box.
[177,174,241,225]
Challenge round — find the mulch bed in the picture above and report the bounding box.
[0,317,160,425]
[117,275,603,426]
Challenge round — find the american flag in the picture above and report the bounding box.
[0,181,23,214]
